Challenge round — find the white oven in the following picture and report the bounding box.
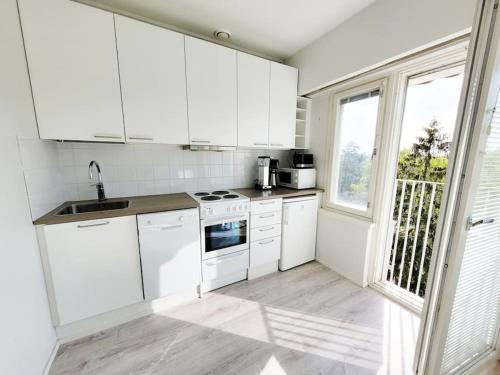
[200,213,249,260]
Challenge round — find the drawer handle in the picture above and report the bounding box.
[259,226,274,232]
[253,142,267,146]
[259,213,275,219]
[77,221,110,228]
[93,134,123,140]
[259,201,275,205]
[144,224,183,231]
[128,136,154,141]
[270,143,284,147]
[259,239,274,245]
[192,139,211,143]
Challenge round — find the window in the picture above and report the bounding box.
[328,80,386,217]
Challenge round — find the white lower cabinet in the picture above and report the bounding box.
[38,216,143,325]
[249,198,283,270]
[250,237,281,268]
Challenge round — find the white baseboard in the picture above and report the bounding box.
[56,288,199,344]
[43,341,60,375]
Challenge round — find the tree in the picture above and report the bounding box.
[389,120,450,296]
[410,119,450,181]
[338,142,370,205]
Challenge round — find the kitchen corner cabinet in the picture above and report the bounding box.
[18,0,125,142]
[185,37,238,147]
[237,53,270,148]
[37,216,143,325]
[115,15,189,145]
[269,62,298,149]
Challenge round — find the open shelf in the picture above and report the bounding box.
[294,96,312,150]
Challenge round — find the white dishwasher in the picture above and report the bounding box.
[138,208,202,301]
[279,195,319,271]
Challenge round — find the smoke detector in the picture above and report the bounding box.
[214,30,231,41]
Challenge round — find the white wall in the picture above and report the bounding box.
[287,0,475,94]
[0,1,57,374]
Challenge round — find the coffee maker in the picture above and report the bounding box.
[269,159,279,188]
[256,156,272,190]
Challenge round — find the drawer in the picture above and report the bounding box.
[251,211,281,228]
[251,224,281,242]
[250,236,281,267]
[202,250,249,281]
[250,198,283,214]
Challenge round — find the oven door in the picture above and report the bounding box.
[200,214,249,260]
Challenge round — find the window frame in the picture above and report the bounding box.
[326,78,388,219]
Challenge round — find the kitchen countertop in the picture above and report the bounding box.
[34,193,198,225]
[233,187,323,201]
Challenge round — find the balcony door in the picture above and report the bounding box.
[377,64,465,310]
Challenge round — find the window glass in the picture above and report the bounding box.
[332,89,380,212]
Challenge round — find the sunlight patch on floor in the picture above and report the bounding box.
[158,292,419,372]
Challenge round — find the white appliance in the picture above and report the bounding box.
[137,208,202,301]
[187,190,250,291]
[277,168,316,190]
[279,195,319,271]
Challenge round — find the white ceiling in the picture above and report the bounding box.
[83,0,375,60]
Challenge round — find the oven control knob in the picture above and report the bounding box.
[233,206,237,211]
[208,208,213,215]
[239,205,242,210]
[227,207,230,212]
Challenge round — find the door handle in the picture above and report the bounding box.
[77,221,110,228]
[128,136,154,141]
[466,216,495,230]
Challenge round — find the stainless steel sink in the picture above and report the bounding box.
[56,200,130,215]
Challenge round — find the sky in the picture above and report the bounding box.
[337,67,465,155]
[399,70,464,150]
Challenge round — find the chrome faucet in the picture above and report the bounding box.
[88,160,106,201]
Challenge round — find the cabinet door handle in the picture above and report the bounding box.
[259,239,274,245]
[77,221,110,228]
[270,143,284,147]
[128,136,154,141]
[283,207,289,225]
[259,213,275,219]
[93,134,123,140]
[191,139,211,143]
[253,142,267,146]
[259,226,274,232]
[259,201,275,205]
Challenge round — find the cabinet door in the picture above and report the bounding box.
[18,0,125,142]
[115,16,189,145]
[42,216,143,325]
[237,53,270,148]
[185,37,237,147]
[269,62,298,149]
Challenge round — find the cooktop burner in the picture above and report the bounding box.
[212,190,230,195]
[201,195,222,201]
[194,192,210,196]
[223,194,239,199]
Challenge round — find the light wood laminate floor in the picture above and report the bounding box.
[49,262,420,375]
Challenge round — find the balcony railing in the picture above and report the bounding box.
[385,179,445,301]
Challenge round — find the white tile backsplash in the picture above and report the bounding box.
[18,139,290,220]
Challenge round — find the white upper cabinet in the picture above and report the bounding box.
[185,37,237,147]
[269,62,298,149]
[114,15,189,145]
[18,0,125,142]
[237,53,270,148]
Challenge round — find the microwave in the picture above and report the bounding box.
[277,168,316,189]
